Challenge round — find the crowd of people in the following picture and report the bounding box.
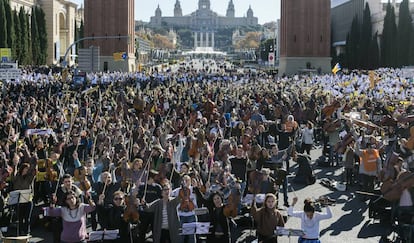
[0,59,413,243]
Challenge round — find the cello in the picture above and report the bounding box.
[380,171,414,202]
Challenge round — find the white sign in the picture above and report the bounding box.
[268,52,275,66]
[0,62,21,81]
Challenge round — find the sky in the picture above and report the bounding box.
[71,0,281,25]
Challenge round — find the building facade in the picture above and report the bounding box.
[279,0,332,75]
[9,0,81,66]
[84,0,135,72]
[149,0,258,50]
[331,0,414,56]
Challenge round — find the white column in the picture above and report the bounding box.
[212,32,215,49]
[194,32,198,48]
[205,32,209,47]
[200,32,204,47]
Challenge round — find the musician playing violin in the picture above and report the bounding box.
[193,186,233,243]
[172,175,197,243]
[97,191,130,243]
[137,170,162,242]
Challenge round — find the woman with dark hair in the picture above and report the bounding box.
[251,193,285,243]
[97,190,130,242]
[11,162,35,235]
[288,197,332,243]
[193,186,232,243]
[47,190,95,243]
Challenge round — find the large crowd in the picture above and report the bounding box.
[0,59,413,243]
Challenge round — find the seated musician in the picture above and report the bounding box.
[96,191,129,243]
[258,168,278,196]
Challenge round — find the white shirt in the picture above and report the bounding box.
[288,206,332,239]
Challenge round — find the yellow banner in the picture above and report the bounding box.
[0,48,11,57]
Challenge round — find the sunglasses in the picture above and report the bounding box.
[162,188,170,191]
[114,197,124,201]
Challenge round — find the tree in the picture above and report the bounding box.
[397,0,413,67]
[18,7,29,65]
[234,32,260,50]
[13,10,20,62]
[346,15,360,69]
[381,2,397,67]
[370,32,380,69]
[360,2,372,69]
[37,6,47,64]
[0,0,7,47]
[31,6,41,65]
[152,34,174,49]
[5,0,15,52]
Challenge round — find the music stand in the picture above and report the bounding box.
[275,227,305,243]
[180,222,211,235]
[7,190,33,237]
[89,230,119,242]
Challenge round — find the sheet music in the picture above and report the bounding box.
[89,230,119,240]
[275,227,305,236]
[181,222,211,235]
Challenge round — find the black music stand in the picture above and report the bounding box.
[89,229,119,242]
[7,189,33,237]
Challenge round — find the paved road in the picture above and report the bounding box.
[2,147,393,243]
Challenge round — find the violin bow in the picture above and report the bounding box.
[142,157,151,201]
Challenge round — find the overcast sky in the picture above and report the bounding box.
[71,0,281,25]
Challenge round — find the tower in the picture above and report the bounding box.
[226,0,235,18]
[279,0,331,75]
[84,0,135,72]
[174,0,182,17]
[247,5,253,18]
[198,0,210,10]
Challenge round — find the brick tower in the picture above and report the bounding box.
[279,0,331,75]
[84,0,135,72]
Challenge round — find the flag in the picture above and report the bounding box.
[268,52,275,66]
[332,63,341,74]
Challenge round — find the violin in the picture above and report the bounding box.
[380,171,414,202]
[0,164,12,190]
[322,100,341,118]
[223,178,241,218]
[44,158,58,181]
[179,184,195,212]
[334,133,354,154]
[248,170,264,195]
[74,165,91,192]
[123,186,140,222]
[405,126,414,150]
